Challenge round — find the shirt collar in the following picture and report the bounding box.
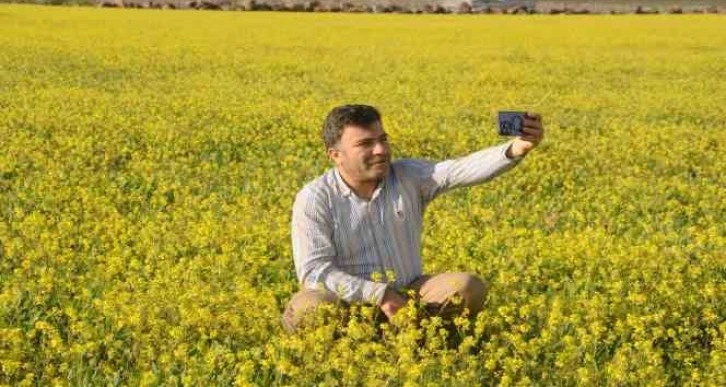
[334,168,387,199]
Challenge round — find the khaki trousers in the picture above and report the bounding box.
[282,272,487,333]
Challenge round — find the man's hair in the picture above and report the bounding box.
[322,104,381,149]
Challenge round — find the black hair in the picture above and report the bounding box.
[321,104,381,149]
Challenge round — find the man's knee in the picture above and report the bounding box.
[458,273,486,314]
[282,288,342,333]
[418,272,487,316]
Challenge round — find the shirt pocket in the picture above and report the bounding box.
[392,192,406,223]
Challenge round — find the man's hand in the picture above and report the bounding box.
[380,288,407,320]
[506,112,545,158]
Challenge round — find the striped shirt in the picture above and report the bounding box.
[291,140,524,305]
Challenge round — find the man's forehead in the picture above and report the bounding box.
[341,122,385,141]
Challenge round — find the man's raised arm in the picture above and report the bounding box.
[407,112,545,205]
[399,140,523,206]
[291,188,388,305]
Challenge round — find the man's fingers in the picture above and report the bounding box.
[525,112,542,121]
[521,126,543,136]
[518,133,542,142]
[523,118,542,129]
[516,113,544,148]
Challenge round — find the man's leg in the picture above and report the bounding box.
[282,288,343,333]
[408,272,487,319]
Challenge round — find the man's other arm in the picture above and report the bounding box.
[291,187,388,305]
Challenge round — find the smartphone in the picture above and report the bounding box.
[497,111,526,137]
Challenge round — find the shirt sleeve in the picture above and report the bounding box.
[291,187,388,305]
[401,140,524,207]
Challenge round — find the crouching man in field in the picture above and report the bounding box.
[282,104,544,333]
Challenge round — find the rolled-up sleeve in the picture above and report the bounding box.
[400,140,524,206]
[291,187,388,305]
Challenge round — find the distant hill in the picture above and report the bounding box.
[529,0,726,14]
[3,0,726,13]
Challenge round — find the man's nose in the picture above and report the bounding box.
[372,142,388,155]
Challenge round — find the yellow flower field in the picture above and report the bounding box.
[0,4,724,385]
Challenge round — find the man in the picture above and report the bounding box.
[282,104,544,333]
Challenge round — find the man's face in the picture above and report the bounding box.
[328,121,391,183]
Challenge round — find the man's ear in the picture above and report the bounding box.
[327,147,340,164]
